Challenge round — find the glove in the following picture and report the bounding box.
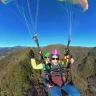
[29,50,35,58]
[64,48,70,55]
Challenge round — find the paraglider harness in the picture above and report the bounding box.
[45,63,72,88]
[45,36,72,87]
[33,34,72,86]
[33,34,72,95]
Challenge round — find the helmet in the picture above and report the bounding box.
[50,49,60,56]
[44,52,50,57]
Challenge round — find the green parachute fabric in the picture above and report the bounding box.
[0,0,13,4]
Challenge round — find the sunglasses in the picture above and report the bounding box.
[51,58,59,60]
[44,57,50,58]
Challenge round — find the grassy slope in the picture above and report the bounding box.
[0,44,95,96]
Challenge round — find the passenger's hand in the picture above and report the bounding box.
[39,51,42,54]
[70,58,74,64]
[47,83,54,88]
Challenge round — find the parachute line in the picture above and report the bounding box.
[73,12,80,34]
[22,7,33,38]
[57,0,83,38]
[23,0,36,9]
[8,6,26,25]
[69,12,72,36]
[13,0,39,38]
[14,0,27,25]
[27,0,35,32]
[35,0,40,34]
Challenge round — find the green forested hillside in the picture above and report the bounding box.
[0,45,96,96]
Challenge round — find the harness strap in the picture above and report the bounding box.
[47,69,69,87]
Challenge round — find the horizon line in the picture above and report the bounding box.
[0,44,95,48]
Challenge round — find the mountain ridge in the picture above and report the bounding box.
[0,44,96,96]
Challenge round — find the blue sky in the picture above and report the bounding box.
[0,0,96,47]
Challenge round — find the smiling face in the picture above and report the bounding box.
[44,56,50,62]
[51,55,59,65]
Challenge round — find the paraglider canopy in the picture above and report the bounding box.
[58,0,88,12]
[0,0,12,4]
